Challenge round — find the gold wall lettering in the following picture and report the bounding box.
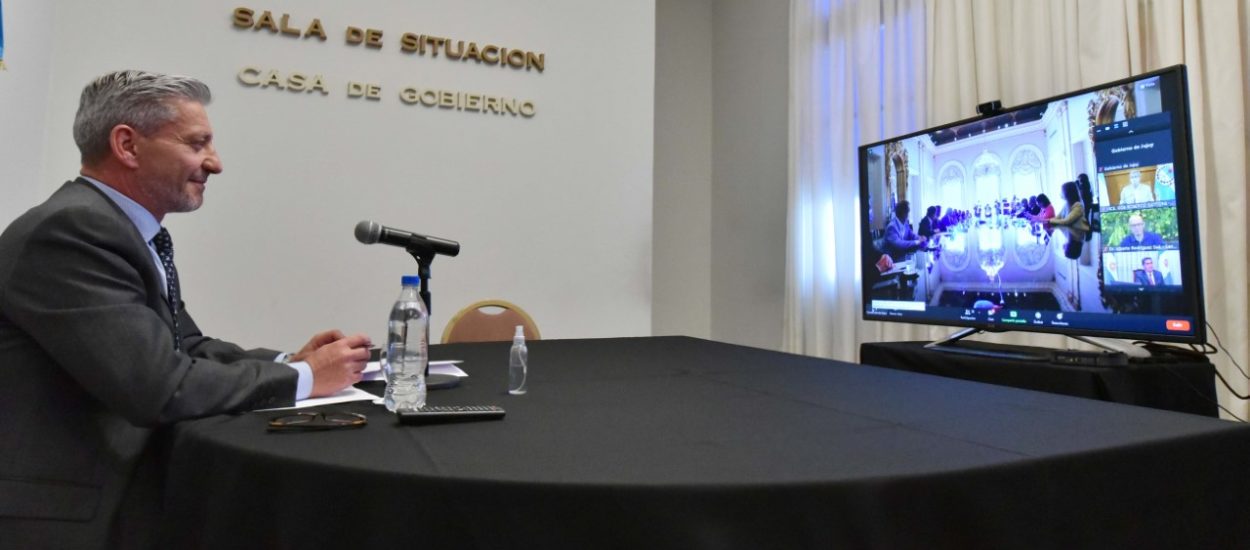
[237,67,330,94]
[398,34,544,72]
[347,81,383,100]
[233,8,327,40]
[230,7,542,117]
[231,6,546,72]
[399,87,536,117]
[345,26,384,49]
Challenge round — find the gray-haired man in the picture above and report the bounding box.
[0,70,370,549]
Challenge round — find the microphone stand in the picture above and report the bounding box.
[404,246,460,390]
[405,247,435,314]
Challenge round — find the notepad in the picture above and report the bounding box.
[361,359,468,381]
[256,385,378,412]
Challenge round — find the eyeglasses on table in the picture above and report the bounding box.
[267,410,367,432]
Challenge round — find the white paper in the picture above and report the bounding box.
[363,360,469,406]
[255,361,468,411]
[255,385,378,412]
[361,359,467,381]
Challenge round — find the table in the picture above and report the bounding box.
[860,341,1217,417]
[161,337,1250,549]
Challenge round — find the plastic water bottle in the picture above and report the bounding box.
[508,325,528,395]
[384,275,428,411]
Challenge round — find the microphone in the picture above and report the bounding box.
[354,220,460,257]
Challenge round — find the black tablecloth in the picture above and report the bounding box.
[161,336,1250,549]
[860,341,1218,417]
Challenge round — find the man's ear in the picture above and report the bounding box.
[110,125,141,169]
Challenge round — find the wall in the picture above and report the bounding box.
[652,0,712,339]
[20,0,654,349]
[7,0,791,353]
[0,0,55,225]
[709,0,790,350]
[651,0,790,350]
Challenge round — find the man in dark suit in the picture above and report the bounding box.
[0,70,372,549]
[1135,257,1162,286]
[917,205,941,239]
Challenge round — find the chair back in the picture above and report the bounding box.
[441,299,541,343]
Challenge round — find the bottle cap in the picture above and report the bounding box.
[401,275,421,286]
[514,325,525,339]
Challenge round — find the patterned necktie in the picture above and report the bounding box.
[152,228,182,351]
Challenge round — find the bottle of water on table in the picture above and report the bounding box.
[384,275,428,411]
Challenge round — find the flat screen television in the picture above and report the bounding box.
[859,65,1205,353]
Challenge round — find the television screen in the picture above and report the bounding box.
[859,65,1205,344]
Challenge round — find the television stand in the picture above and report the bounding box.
[924,328,1053,361]
[860,341,1217,416]
[1066,335,1153,359]
[923,328,1146,365]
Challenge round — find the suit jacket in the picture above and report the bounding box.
[884,217,920,260]
[1135,269,1162,286]
[0,179,297,549]
[917,216,936,238]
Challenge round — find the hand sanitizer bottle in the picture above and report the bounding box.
[508,325,527,395]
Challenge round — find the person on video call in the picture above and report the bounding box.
[1011,196,1032,218]
[1135,257,1163,286]
[918,205,942,239]
[1026,195,1041,217]
[1047,181,1089,231]
[1118,213,1165,247]
[1027,193,1055,225]
[1119,169,1155,204]
[884,200,927,261]
[0,70,373,549]
[864,206,894,284]
[1076,173,1098,232]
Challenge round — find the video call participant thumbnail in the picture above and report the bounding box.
[1118,169,1156,205]
[1119,213,1165,247]
[1135,256,1170,286]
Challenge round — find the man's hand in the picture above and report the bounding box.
[290,329,346,363]
[306,333,372,397]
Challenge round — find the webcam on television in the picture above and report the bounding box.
[977,100,1003,117]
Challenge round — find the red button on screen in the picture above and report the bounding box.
[1166,320,1191,331]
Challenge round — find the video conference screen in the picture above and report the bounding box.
[859,66,1205,343]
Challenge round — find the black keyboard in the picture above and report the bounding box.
[396,405,506,425]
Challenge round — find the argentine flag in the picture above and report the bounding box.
[0,0,6,69]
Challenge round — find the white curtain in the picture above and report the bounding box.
[787,0,1250,419]
[786,0,927,361]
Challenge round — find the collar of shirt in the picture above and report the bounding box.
[80,176,169,294]
[81,176,162,244]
